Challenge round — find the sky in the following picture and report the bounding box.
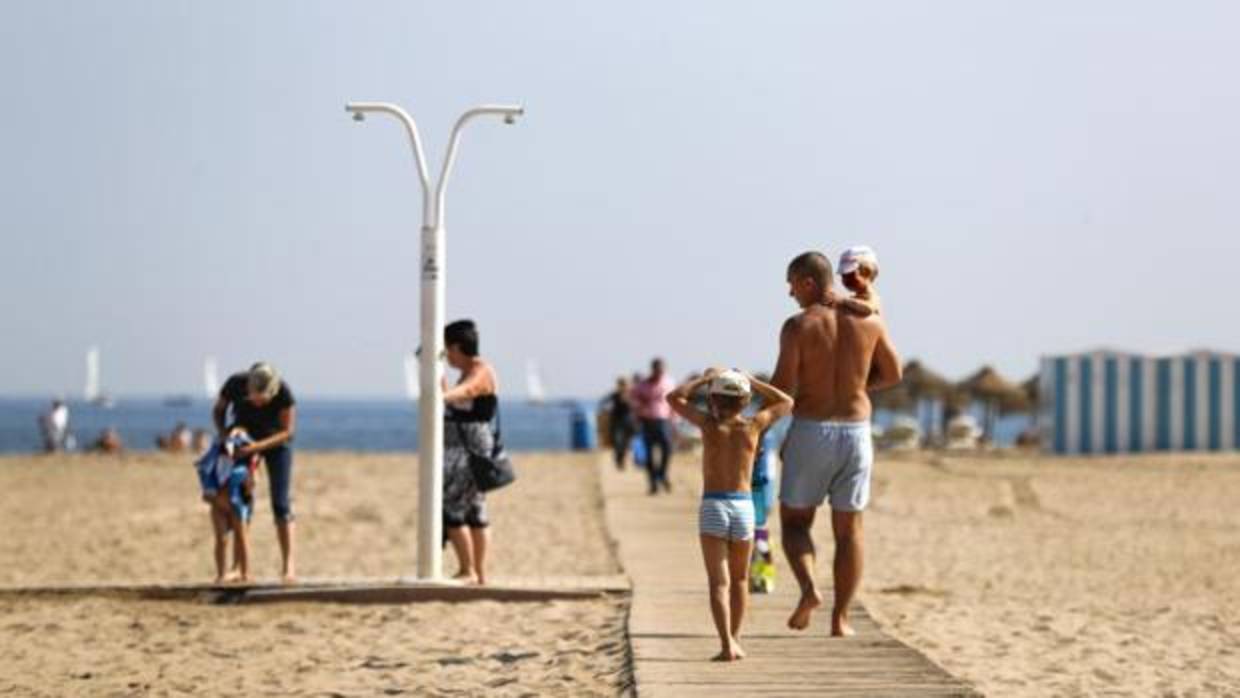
[1,1,1238,398]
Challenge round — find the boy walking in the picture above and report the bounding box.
[667,369,793,661]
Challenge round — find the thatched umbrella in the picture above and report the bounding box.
[958,366,1027,439]
[902,360,953,400]
[898,360,953,441]
[869,380,915,412]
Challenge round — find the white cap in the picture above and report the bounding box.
[838,246,879,276]
[709,370,751,398]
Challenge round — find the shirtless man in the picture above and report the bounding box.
[771,251,902,637]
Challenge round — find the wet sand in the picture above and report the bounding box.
[863,452,1240,696]
[0,452,629,696]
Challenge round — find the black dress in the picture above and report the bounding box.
[442,395,498,529]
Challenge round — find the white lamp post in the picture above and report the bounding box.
[345,102,524,581]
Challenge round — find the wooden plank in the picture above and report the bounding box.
[598,457,980,697]
[0,575,630,605]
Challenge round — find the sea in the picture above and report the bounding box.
[0,397,584,455]
[0,397,1035,455]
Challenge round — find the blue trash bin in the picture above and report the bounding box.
[570,402,598,451]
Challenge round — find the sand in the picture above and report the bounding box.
[0,451,629,696]
[0,451,619,585]
[6,448,1239,696]
[862,451,1240,696]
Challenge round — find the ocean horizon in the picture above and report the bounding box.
[0,395,1034,455]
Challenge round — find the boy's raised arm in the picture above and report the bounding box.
[666,373,713,428]
[747,373,793,430]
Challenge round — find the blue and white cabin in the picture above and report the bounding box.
[1040,350,1240,455]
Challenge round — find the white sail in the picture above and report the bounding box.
[203,356,220,399]
[84,347,101,402]
[403,353,420,401]
[526,360,546,404]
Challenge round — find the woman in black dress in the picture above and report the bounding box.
[441,320,500,585]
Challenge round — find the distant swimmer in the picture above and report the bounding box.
[92,427,124,454]
[157,422,192,452]
[772,251,902,637]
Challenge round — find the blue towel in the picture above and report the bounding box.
[195,433,255,520]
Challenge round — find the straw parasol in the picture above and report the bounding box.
[869,380,915,412]
[901,360,953,400]
[957,366,1027,438]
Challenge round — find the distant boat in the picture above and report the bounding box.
[403,353,420,402]
[526,360,546,404]
[84,346,115,408]
[203,356,220,399]
[163,395,193,408]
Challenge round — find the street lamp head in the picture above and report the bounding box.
[497,106,524,125]
[352,111,366,122]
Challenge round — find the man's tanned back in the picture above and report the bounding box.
[774,305,901,422]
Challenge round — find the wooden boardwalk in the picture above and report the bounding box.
[0,575,629,605]
[599,458,979,698]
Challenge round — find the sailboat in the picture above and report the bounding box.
[403,352,420,402]
[85,346,115,408]
[203,356,220,399]
[526,360,546,405]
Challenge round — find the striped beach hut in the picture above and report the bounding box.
[1040,350,1240,455]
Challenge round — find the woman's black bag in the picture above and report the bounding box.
[456,409,516,492]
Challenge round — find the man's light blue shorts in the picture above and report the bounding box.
[699,492,756,541]
[779,419,873,512]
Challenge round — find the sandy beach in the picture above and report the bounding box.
[862,451,1240,696]
[4,448,1239,696]
[0,451,628,696]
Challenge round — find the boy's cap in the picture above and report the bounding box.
[709,370,751,398]
[838,246,879,276]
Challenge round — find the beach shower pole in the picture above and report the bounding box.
[345,102,524,581]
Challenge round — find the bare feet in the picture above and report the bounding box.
[731,641,746,660]
[452,570,479,585]
[787,589,824,630]
[831,609,856,637]
[711,646,744,662]
[281,573,298,586]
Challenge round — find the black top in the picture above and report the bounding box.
[220,373,296,441]
[446,394,498,423]
[606,391,632,421]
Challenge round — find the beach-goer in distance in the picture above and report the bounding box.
[601,377,636,470]
[772,251,902,636]
[38,399,71,453]
[157,422,192,452]
[92,427,124,454]
[837,245,882,316]
[442,319,502,585]
[667,368,793,661]
[631,358,676,494]
[213,362,298,583]
[191,428,211,454]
